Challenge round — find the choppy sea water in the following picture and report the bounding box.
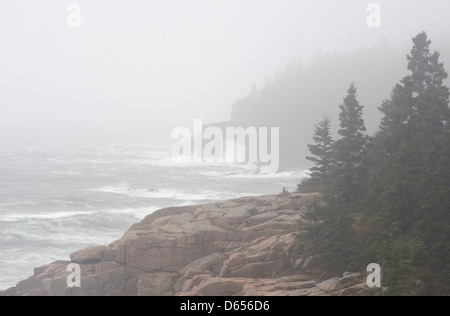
[0,143,306,290]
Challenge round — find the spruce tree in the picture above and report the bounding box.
[298,33,450,293]
[299,85,368,274]
[366,32,450,294]
[306,114,334,182]
[332,83,368,203]
[379,32,450,153]
[374,32,450,229]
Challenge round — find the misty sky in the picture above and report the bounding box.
[1,0,450,146]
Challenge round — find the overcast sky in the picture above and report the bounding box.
[1,0,450,146]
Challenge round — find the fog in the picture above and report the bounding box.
[1,0,450,146]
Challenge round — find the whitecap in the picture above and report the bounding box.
[91,186,259,201]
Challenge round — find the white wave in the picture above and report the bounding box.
[45,153,268,171]
[0,201,39,207]
[0,210,92,222]
[0,206,158,223]
[106,206,159,220]
[91,186,258,201]
[145,155,269,170]
[226,170,310,179]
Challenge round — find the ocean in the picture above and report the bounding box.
[0,143,306,290]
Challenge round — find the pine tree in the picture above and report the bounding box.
[306,114,334,182]
[332,83,368,203]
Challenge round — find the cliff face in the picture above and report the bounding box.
[1,193,369,296]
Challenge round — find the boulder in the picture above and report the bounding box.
[231,260,285,278]
[335,283,367,296]
[41,278,52,292]
[16,277,40,294]
[179,253,223,278]
[95,262,123,274]
[136,273,178,296]
[339,272,362,285]
[247,212,279,226]
[142,247,190,272]
[77,275,105,296]
[317,278,342,293]
[182,278,246,296]
[224,206,251,225]
[70,246,107,264]
[274,280,316,290]
[48,277,71,296]
[99,268,127,292]
[299,281,317,289]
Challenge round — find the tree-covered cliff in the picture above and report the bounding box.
[230,38,450,170]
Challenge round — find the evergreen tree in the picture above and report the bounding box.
[373,32,450,229]
[365,32,450,294]
[332,83,369,203]
[298,33,450,293]
[306,114,334,182]
[379,32,450,153]
[299,85,368,274]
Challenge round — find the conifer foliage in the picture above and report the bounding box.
[332,83,369,203]
[306,114,334,182]
[299,32,450,294]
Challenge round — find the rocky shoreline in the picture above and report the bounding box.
[0,193,371,296]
